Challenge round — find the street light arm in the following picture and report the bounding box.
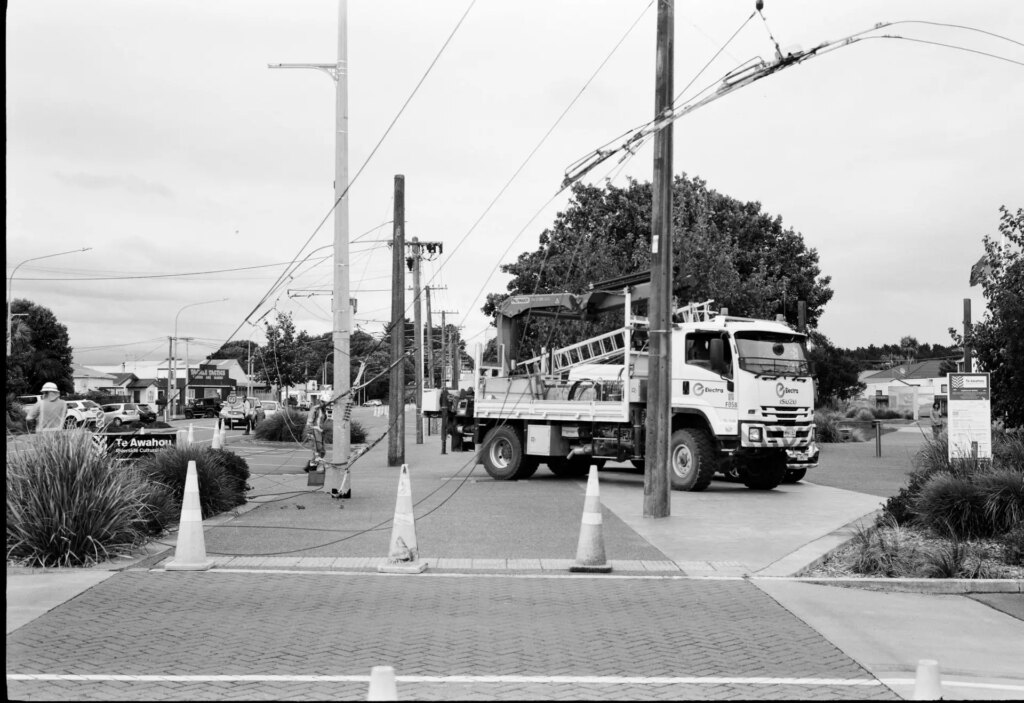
[8,247,92,302]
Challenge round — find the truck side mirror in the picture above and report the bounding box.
[709,338,726,375]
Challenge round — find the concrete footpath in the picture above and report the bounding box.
[7,415,1024,700]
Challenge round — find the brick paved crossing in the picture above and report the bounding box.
[6,571,898,701]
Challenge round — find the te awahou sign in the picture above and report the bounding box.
[93,431,179,460]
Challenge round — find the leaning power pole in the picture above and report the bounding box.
[645,0,673,519]
[425,285,434,389]
[267,0,351,490]
[388,175,406,466]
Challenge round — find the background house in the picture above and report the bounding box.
[859,360,951,417]
[72,365,115,394]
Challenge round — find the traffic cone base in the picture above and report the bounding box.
[913,659,942,700]
[165,460,214,571]
[570,464,612,573]
[367,665,398,701]
[379,464,427,574]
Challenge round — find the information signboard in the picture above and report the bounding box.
[946,372,992,461]
[93,430,179,461]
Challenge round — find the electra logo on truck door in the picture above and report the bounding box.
[776,382,800,405]
[693,382,725,396]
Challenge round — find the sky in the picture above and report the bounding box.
[7,0,1023,373]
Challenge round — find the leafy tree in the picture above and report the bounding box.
[952,206,1024,427]
[259,311,299,390]
[807,331,865,404]
[6,299,74,395]
[483,176,833,359]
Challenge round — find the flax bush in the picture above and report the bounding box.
[7,430,153,567]
[135,445,248,519]
[254,409,367,444]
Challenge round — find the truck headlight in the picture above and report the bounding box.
[748,426,763,442]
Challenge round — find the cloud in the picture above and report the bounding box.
[53,172,175,199]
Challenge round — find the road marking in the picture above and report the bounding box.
[8,674,1023,692]
[199,567,747,580]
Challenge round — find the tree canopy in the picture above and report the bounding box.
[954,206,1024,427]
[483,175,833,359]
[6,299,74,396]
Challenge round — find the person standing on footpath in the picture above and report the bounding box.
[929,400,944,439]
[242,395,254,435]
[305,396,330,471]
[25,382,68,432]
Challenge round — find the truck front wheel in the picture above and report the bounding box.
[669,428,716,491]
[739,454,786,490]
[481,426,536,480]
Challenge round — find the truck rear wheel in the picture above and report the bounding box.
[739,454,786,490]
[669,428,716,491]
[547,457,590,477]
[481,426,536,480]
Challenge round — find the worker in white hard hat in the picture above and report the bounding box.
[305,395,331,471]
[25,382,68,432]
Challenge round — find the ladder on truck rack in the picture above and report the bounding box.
[517,328,627,376]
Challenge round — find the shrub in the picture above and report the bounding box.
[254,408,308,443]
[7,430,153,566]
[209,448,252,495]
[912,474,989,539]
[103,421,173,433]
[992,429,1024,473]
[254,410,367,445]
[848,517,919,577]
[917,538,988,579]
[136,445,248,519]
[814,410,845,443]
[854,408,875,422]
[138,480,180,536]
[1000,526,1024,566]
[973,470,1024,535]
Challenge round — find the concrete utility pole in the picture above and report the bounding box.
[644,0,674,519]
[268,0,351,486]
[388,175,406,466]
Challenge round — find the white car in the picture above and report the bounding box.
[101,402,141,427]
[363,399,382,407]
[65,400,104,429]
[260,400,281,419]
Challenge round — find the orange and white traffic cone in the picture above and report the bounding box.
[570,464,612,573]
[165,460,214,571]
[187,423,195,445]
[211,422,222,450]
[367,665,398,700]
[378,464,427,574]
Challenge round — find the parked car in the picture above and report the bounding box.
[65,400,104,429]
[101,403,141,427]
[185,397,222,418]
[18,395,103,430]
[363,399,383,407]
[259,400,281,419]
[137,403,158,423]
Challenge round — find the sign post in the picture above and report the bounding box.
[946,372,992,461]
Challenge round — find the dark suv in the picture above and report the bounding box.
[184,397,223,418]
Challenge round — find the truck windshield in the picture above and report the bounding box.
[735,332,810,376]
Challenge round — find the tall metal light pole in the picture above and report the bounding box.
[269,0,351,490]
[173,298,228,419]
[7,247,92,356]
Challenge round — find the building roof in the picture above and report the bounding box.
[128,377,159,389]
[862,359,947,382]
[110,372,137,386]
[72,364,115,380]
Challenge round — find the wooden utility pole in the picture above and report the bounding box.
[410,237,424,445]
[644,0,674,519]
[963,298,973,372]
[388,175,406,466]
[439,310,459,388]
[425,285,434,389]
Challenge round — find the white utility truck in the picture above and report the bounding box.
[470,274,818,490]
